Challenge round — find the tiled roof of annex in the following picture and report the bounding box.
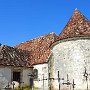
[0,45,31,67]
[15,33,59,65]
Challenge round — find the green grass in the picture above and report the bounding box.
[14,86,31,90]
[14,86,38,90]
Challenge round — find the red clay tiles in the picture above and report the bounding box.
[0,45,31,67]
[59,9,90,39]
[15,33,59,65]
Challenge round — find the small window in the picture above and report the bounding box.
[33,69,38,79]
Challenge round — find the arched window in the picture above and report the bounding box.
[33,69,38,79]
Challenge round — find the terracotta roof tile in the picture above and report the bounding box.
[15,33,59,65]
[59,9,90,39]
[0,45,31,67]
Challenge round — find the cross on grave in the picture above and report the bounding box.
[58,71,64,90]
[42,74,48,90]
[49,73,51,90]
[83,67,89,90]
[72,79,76,90]
[63,74,71,86]
[12,82,15,90]
[48,73,56,90]
[83,67,88,81]
[63,74,76,90]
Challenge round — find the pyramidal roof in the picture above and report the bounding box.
[59,9,90,39]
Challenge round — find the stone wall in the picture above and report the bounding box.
[0,66,33,89]
[22,68,33,86]
[0,67,11,89]
[33,63,48,90]
[49,38,90,90]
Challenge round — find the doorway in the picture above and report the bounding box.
[13,71,21,83]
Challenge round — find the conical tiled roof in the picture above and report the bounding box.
[59,9,90,39]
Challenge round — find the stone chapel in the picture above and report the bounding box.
[1,9,90,90]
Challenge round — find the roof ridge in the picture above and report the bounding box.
[75,8,78,11]
[15,32,58,46]
[73,9,89,21]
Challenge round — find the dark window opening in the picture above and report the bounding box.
[13,71,20,83]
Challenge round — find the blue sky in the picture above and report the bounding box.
[0,0,90,46]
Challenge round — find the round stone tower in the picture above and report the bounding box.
[49,9,90,90]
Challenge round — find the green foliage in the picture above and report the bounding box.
[14,85,38,90]
[23,86,31,90]
[14,86,31,90]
